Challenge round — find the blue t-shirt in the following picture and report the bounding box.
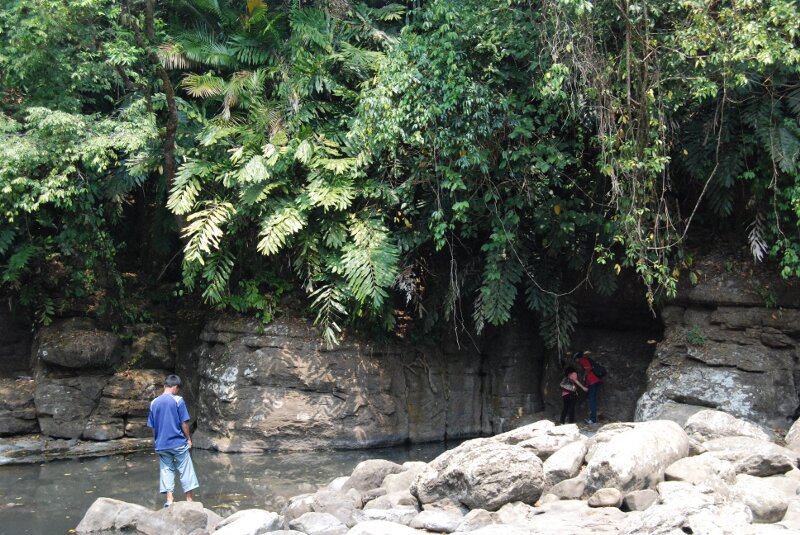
[147,393,191,451]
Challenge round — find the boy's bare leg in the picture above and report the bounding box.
[165,491,174,505]
[185,490,194,502]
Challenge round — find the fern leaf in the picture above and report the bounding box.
[239,155,270,183]
[310,282,347,348]
[168,160,213,215]
[257,204,307,255]
[748,213,769,263]
[473,255,522,331]
[201,250,235,304]
[2,243,37,283]
[306,175,355,211]
[0,228,15,256]
[340,216,399,310]
[182,201,235,264]
[290,8,333,52]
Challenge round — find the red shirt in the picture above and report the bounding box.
[577,357,602,385]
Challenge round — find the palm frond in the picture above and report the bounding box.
[168,160,215,215]
[340,215,399,310]
[158,42,192,70]
[181,201,235,264]
[310,282,348,347]
[182,73,226,98]
[257,203,307,255]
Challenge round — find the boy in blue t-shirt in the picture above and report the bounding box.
[146,374,199,507]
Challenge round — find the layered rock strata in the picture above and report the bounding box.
[636,257,800,428]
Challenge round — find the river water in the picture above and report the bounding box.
[0,443,449,535]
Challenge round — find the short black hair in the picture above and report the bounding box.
[165,374,182,387]
[572,351,582,360]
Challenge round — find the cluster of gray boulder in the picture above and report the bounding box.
[76,409,800,535]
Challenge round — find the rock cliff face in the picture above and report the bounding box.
[2,254,799,459]
[29,318,173,442]
[636,257,800,429]
[188,315,541,452]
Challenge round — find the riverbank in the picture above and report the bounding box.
[0,443,450,535]
[75,411,800,535]
[0,434,152,466]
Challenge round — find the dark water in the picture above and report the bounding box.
[0,443,449,535]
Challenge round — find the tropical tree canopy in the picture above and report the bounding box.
[1,0,798,349]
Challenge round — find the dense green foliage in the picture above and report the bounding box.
[1,0,798,348]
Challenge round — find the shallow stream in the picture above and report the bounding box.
[0,443,449,535]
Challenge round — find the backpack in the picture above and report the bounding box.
[559,377,577,392]
[588,358,607,378]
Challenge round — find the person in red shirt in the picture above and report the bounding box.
[560,365,588,424]
[574,350,603,424]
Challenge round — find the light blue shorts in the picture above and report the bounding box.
[157,444,199,494]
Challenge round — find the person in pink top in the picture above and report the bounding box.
[560,365,587,424]
[574,350,603,424]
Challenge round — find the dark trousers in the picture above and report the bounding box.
[588,383,599,422]
[560,394,577,424]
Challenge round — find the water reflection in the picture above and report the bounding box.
[0,443,448,535]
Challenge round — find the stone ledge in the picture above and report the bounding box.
[0,434,152,466]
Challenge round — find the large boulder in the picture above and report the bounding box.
[344,460,404,493]
[665,453,736,485]
[588,488,623,508]
[636,301,799,429]
[703,436,799,476]
[621,489,659,512]
[124,324,175,369]
[309,489,364,528]
[409,509,463,532]
[34,374,110,439]
[363,491,417,510]
[489,420,555,446]
[381,462,428,494]
[515,423,583,460]
[684,409,771,442]
[135,502,221,535]
[75,497,150,533]
[516,500,627,534]
[786,419,800,453]
[733,474,790,523]
[542,439,587,490]
[549,476,586,500]
[76,498,220,535]
[213,509,283,535]
[620,501,753,535]
[411,439,544,511]
[0,377,39,436]
[36,318,123,369]
[288,512,348,535]
[585,420,690,494]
